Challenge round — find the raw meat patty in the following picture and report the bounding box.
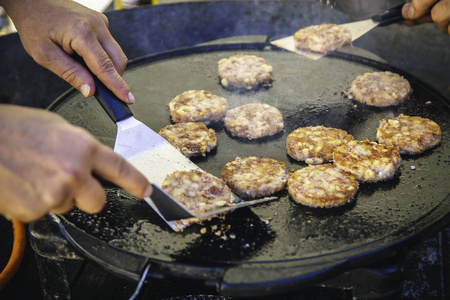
[218,54,273,90]
[224,102,284,140]
[350,71,411,107]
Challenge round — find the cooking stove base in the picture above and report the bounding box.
[30,216,411,300]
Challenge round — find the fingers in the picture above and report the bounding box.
[91,144,153,199]
[0,166,46,223]
[430,0,450,33]
[35,43,96,98]
[69,20,134,104]
[66,177,106,215]
[403,0,439,19]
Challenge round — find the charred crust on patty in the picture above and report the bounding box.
[168,90,228,124]
[376,114,441,154]
[222,156,288,198]
[287,164,358,208]
[162,170,232,232]
[333,140,402,182]
[159,122,217,157]
[286,126,354,164]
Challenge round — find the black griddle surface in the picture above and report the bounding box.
[50,43,450,279]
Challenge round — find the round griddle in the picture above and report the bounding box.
[48,43,450,297]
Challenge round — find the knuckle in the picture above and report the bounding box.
[71,18,93,35]
[101,13,110,27]
[112,155,130,179]
[60,65,80,85]
[97,56,117,76]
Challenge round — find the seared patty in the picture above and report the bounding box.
[333,140,402,182]
[168,90,228,124]
[224,102,284,140]
[159,122,217,158]
[161,170,232,232]
[287,164,358,208]
[286,126,353,164]
[218,54,273,90]
[293,23,352,54]
[350,71,411,107]
[377,114,441,154]
[222,156,288,198]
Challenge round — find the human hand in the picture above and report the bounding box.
[402,0,450,34]
[1,0,135,103]
[0,105,152,222]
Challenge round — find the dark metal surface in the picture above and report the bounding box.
[48,43,450,296]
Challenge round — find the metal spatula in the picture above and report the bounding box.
[271,4,404,60]
[90,74,277,227]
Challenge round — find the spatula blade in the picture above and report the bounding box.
[114,117,200,186]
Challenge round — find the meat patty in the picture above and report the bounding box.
[293,23,352,54]
[376,114,441,154]
[286,126,353,164]
[350,71,411,107]
[224,102,284,140]
[161,170,233,232]
[333,140,402,182]
[218,54,273,90]
[222,156,288,198]
[159,122,217,157]
[287,164,358,208]
[168,90,228,124]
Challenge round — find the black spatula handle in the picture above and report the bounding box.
[73,54,133,123]
[372,4,405,27]
[93,76,133,123]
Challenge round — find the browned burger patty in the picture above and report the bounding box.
[293,23,352,54]
[158,122,217,158]
[376,114,442,154]
[224,102,284,140]
[286,126,354,164]
[217,54,273,90]
[333,140,402,182]
[287,164,358,208]
[350,71,411,107]
[221,156,288,198]
[168,90,228,124]
[161,170,233,232]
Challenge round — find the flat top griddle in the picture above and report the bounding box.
[49,43,450,296]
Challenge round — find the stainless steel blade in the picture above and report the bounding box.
[270,18,379,60]
[270,4,403,59]
[114,117,200,185]
[342,18,379,41]
[149,183,278,221]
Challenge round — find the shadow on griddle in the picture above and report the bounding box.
[289,194,358,220]
[171,208,275,265]
[358,174,401,197]
[62,188,167,242]
[223,130,285,144]
[219,81,273,94]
